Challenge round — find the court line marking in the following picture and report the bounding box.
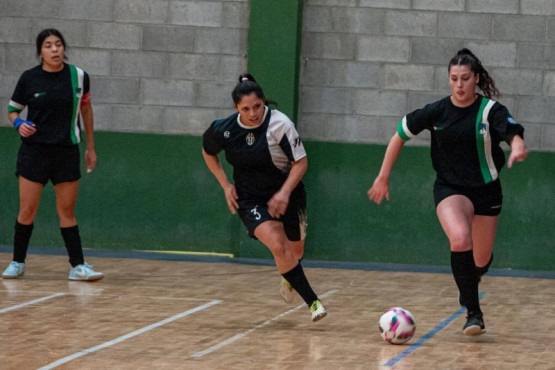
[0,293,65,315]
[384,292,486,367]
[191,289,338,359]
[38,299,222,370]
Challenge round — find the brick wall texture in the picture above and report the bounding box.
[300,0,555,150]
[1,0,554,150]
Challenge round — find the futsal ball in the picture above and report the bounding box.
[379,307,416,344]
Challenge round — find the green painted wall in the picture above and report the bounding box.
[1,128,553,271]
[247,0,303,121]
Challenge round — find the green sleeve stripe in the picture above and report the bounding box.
[396,117,413,141]
[7,100,24,113]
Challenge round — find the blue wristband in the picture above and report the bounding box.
[13,117,25,130]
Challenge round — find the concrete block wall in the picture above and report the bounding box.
[299,0,555,150]
[0,0,249,135]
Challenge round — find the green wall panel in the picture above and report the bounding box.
[247,0,303,121]
[1,128,553,271]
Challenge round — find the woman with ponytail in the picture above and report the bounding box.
[202,74,326,322]
[368,48,528,335]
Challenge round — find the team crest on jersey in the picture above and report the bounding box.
[479,123,488,135]
[224,131,230,138]
[246,132,255,145]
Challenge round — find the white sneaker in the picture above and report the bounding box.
[280,277,297,303]
[2,261,25,279]
[68,263,104,281]
[310,299,327,322]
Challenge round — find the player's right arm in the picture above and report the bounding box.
[9,111,36,138]
[202,149,239,214]
[368,133,406,205]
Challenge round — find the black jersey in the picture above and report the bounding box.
[397,95,524,187]
[203,107,307,200]
[7,63,89,145]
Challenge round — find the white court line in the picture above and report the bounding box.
[38,299,222,370]
[0,293,65,315]
[191,289,338,359]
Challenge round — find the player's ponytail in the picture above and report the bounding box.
[232,73,276,106]
[448,48,500,99]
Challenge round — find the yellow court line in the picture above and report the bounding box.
[135,250,234,258]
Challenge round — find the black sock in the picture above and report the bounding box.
[13,221,34,263]
[282,263,318,306]
[451,251,481,314]
[476,253,493,278]
[61,225,85,267]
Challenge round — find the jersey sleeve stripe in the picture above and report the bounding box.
[68,65,83,144]
[396,116,414,141]
[7,100,24,113]
[475,98,498,183]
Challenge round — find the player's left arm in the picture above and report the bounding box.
[81,92,96,173]
[489,105,528,168]
[268,156,307,218]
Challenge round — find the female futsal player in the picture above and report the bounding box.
[202,74,326,322]
[2,29,103,281]
[368,48,528,335]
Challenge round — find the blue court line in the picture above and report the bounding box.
[384,292,486,368]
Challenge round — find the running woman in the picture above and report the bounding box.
[368,48,528,335]
[202,74,326,322]
[2,29,103,281]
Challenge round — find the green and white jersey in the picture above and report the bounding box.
[8,63,89,145]
[397,95,524,187]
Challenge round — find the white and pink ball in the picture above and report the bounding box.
[379,307,416,344]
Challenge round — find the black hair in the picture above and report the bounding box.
[448,48,500,98]
[36,28,68,61]
[231,73,267,105]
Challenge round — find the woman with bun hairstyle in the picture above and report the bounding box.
[368,49,528,335]
[202,74,326,322]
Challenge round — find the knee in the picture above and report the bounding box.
[18,206,38,224]
[448,233,472,252]
[267,242,288,258]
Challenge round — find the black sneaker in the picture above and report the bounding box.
[463,312,486,336]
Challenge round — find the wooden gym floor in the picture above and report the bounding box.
[1,250,554,370]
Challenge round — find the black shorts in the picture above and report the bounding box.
[16,142,81,185]
[237,189,307,241]
[433,179,503,216]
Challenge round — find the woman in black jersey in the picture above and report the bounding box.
[202,74,326,322]
[368,49,528,335]
[2,29,103,281]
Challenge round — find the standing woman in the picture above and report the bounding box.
[2,29,103,281]
[202,74,327,322]
[368,49,528,335]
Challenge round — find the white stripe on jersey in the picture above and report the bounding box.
[266,110,306,174]
[481,99,498,181]
[9,100,24,111]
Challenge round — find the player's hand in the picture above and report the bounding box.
[507,136,528,168]
[268,189,290,218]
[16,119,37,138]
[368,176,390,205]
[85,148,97,173]
[224,184,239,214]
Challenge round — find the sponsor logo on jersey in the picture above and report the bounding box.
[507,115,517,125]
[33,92,47,98]
[292,137,302,147]
[479,123,488,135]
[224,131,230,139]
[246,132,255,145]
[433,126,444,131]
